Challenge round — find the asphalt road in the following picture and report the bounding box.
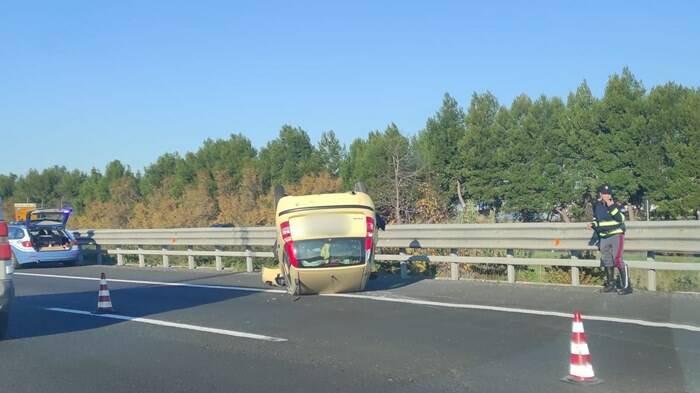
[1,265,699,393]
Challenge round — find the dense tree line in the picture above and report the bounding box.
[1,69,698,228]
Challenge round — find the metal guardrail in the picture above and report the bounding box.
[73,221,700,291]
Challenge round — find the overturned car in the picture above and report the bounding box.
[262,184,384,295]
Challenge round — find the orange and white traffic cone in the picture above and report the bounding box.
[95,272,115,314]
[561,311,601,385]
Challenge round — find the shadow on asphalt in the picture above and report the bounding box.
[365,274,427,291]
[13,259,116,269]
[5,281,262,341]
[5,269,432,341]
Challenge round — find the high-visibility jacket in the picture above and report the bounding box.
[591,201,625,238]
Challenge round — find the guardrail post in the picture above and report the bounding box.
[187,246,195,269]
[96,245,103,265]
[571,255,580,286]
[116,247,124,266]
[162,246,169,268]
[449,252,459,280]
[450,263,459,280]
[215,247,223,271]
[506,249,515,283]
[400,251,408,279]
[138,246,145,268]
[647,251,656,291]
[246,249,254,273]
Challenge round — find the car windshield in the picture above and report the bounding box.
[293,238,364,268]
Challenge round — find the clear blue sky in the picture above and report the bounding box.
[2,1,698,176]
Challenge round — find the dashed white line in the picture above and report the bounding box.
[45,307,288,342]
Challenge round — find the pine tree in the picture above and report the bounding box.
[317,130,346,177]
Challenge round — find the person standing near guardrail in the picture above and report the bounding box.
[587,184,633,295]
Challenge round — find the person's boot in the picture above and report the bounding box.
[617,264,633,295]
[601,267,617,293]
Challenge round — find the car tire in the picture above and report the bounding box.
[274,185,286,209]
[353,182,368,193]
[0,311,8,340]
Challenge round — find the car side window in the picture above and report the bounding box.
[9,227,25,240]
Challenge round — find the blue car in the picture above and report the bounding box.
[8,208,79,268]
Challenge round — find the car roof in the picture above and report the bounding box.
[276,191,375,216]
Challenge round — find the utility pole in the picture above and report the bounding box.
[646,199,650,221]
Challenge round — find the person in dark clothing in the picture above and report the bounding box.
[588,184,633,295]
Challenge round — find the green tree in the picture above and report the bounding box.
[504,95,570,221]
[318,130,346,177]
[190,133,256,191]
[459,92,506,217]
[258,125,321,189]
[343,124,419,223]
[643,83,700,218]
[140,153,183,197]
[594,68,646,206]
[0,174,17,199]
[559,81,601,220]
[96,160,135,202]
[417,93,466,209]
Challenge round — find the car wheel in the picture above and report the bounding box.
[0,311,8,340]
[353,182,368,193]
[274,185,286,209]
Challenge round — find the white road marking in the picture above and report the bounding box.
[45,307,288,342]
[16,272,286,294]
[321,293,700,333]
[19,272,700,333]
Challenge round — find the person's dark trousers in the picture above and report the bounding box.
[601,267,617,292]
[617,263,633,295]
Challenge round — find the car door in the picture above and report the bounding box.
[8,227,35,264]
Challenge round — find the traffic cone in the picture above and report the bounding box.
[95,272,115,314]
[561,311,601,385]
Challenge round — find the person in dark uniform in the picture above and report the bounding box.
[588,184,633,295]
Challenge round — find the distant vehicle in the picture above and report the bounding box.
[8,208,79,268]
[1,197,15,339]
[14,202,37,222]
[262,183,384,295]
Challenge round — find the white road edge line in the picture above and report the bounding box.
[45,307,288,342]
[16,272,286,294]
[20,272,700,333]
[321,293,700,333]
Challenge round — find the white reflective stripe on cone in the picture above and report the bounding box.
[98,302,113,308]
[572,322,585,333]
[98,290,110,296]
[570,342,590,355]
[569,364,595,379]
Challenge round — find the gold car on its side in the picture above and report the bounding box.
[262,185,382,295]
